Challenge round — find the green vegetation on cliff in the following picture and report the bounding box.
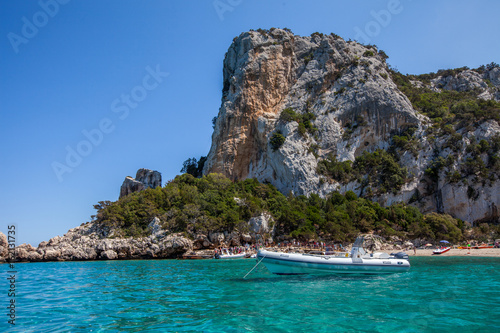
[317,149,408,195]
[390,66,500,187]
[269,131,286,151]
[280,107,318,137]
[390,68,500,130]
[92,173,473,243]
[180,156,206,178]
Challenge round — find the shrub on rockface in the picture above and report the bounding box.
[317,154,352,183]
[279,107,318,137]
[269,132,286,151]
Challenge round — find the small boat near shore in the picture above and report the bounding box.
[256,237,410,275]
[473,245,494,249]
[214,249,248,259]
[432,247,451,255]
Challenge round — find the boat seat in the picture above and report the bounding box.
[370,252,390,259]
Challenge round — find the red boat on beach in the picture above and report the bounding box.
[473,245,494,249]
[433,247,451,255]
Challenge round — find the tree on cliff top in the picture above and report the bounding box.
[181,156,206,178]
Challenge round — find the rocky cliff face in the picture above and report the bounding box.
[119,168,162,198]
[204,29,500,225]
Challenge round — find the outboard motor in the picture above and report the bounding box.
[393,252,409,260]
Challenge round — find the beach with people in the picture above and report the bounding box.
[182,240,500,259]
[411,247,500,257]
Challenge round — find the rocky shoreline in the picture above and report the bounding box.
[4,220,497,263]
[0,213,271,263]
[0,219,193,263]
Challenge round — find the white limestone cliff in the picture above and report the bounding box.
[203,29,500,225]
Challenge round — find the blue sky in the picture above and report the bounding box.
[1,0,499,246]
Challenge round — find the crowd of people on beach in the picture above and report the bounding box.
[213,241,346,256]
[209,239,500,258]
[214,246,252,255]
[269,240,343,250]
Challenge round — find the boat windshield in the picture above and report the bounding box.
[352,236,364,248]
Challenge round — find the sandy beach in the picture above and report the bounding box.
[250,247,500,258]
[406,248,500,257]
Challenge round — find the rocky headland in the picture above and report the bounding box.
[3,29,499,263]
[0,219,191,263]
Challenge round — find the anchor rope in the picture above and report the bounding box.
[243,251,267,279]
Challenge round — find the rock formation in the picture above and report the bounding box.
[2,210,274,263]
[0,232,8,261]
[204,29,500,225]
[426,67,500,101]
[119,168,162,198]
[248,212,274,236]
[3,219,193,263]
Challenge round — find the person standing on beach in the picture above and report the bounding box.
[414,246,416,255]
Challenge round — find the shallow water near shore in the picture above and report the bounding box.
[7,256,500,332]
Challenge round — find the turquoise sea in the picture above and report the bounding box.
[4,256,500,332]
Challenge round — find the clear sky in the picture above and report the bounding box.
[1,0,499,246]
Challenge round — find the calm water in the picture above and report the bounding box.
[4,256,500,332]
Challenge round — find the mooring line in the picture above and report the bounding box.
[243,252,267,279]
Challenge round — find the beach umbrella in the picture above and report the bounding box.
[440,240,450,243]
